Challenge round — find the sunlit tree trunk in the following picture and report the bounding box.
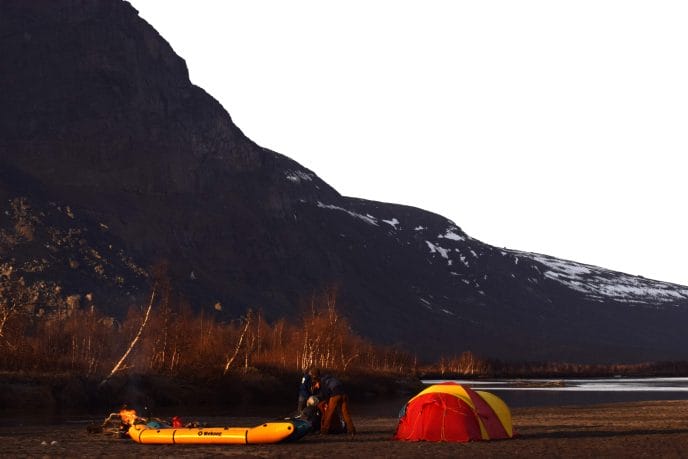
[99,287,156,387]
[223,309,253,374]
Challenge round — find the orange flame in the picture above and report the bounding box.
[119,409,138,425]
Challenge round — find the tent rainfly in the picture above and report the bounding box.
[394,382,515,442]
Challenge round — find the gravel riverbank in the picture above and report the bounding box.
[1,400,687,457]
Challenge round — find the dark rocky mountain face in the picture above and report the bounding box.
[2,0,687,364]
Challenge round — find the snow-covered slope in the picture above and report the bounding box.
[518,251,688,306]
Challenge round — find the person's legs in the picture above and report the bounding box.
[340,394,356,435]
[297,395,306,416]
[321,395,342,434]
[316,401,327,431]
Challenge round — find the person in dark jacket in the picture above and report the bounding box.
[309,368,356,436]
[296,370,314,417]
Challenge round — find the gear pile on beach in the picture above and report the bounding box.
[87,407,198,439]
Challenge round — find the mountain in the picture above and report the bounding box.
[2,0,687,364]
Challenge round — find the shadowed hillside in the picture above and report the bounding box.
[2,0,688,363]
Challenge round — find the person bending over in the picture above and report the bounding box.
[309,368,356,436]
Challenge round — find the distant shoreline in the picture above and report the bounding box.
[3,369,688,414]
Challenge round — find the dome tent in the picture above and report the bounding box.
[394,382,514,442]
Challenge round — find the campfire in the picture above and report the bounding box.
[86,406,142,437]
[119,408,138,426]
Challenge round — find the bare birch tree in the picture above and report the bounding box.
[223,309,253,374]
[0,270,33,349]
[99,287,156,387]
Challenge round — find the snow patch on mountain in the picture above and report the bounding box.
[317,202,378,226]
[383,218,400,229]
[438,227,465,242]
[285,170,314,183]
[524,252,688,305]
[426,241,450,259]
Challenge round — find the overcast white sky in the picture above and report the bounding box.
[128,1,688,286]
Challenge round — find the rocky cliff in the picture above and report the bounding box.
[2,0,687,363]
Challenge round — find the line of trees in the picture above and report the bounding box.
[0,279,416,380]
[2,268,687,380]
[423,352,688,378]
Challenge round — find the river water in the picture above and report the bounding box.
[3,377,688,426]
[422,377,688,407]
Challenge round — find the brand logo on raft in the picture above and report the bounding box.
[199,431,221,436]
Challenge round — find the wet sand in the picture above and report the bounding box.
[1,400,687,458]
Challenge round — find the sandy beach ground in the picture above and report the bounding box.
[1,400,687,458]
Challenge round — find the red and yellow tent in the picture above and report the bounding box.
[394,382,514,442]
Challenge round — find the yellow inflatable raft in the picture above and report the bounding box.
[128,419,310,445]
